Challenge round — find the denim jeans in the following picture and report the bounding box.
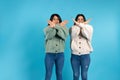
[71,54,90,80]
[45,53,64,80]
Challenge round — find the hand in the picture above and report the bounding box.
[72,18,79,26]
[48,20,55,28]
[84,18,91,24]
[60,20,68,27]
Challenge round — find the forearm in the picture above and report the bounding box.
[44,27,56,40]
[81,26,93,41]
[71,26,80,39]
[54,25,68,40]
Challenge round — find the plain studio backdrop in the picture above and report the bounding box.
[0,0,119,80]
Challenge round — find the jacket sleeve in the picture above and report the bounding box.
[54,25,69,40]
[44,27,56,40]
[71,26,80,39]
[80,23,93,41]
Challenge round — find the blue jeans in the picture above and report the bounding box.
[45,53,64,80]
[71,54,90,80]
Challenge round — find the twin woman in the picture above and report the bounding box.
[44,13,93,80]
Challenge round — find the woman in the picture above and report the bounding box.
[44,14,68,80]
[70,14,93,80]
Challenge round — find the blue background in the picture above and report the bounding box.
[0,0,120,80]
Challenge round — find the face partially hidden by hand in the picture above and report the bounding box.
[52,16,60,24]
[49,15,68,27]
[48,15,60,28]
[73,16,91,25]
[77,16,84,23]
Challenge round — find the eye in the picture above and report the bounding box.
[77,19,80,21]
[81,19,83,21]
